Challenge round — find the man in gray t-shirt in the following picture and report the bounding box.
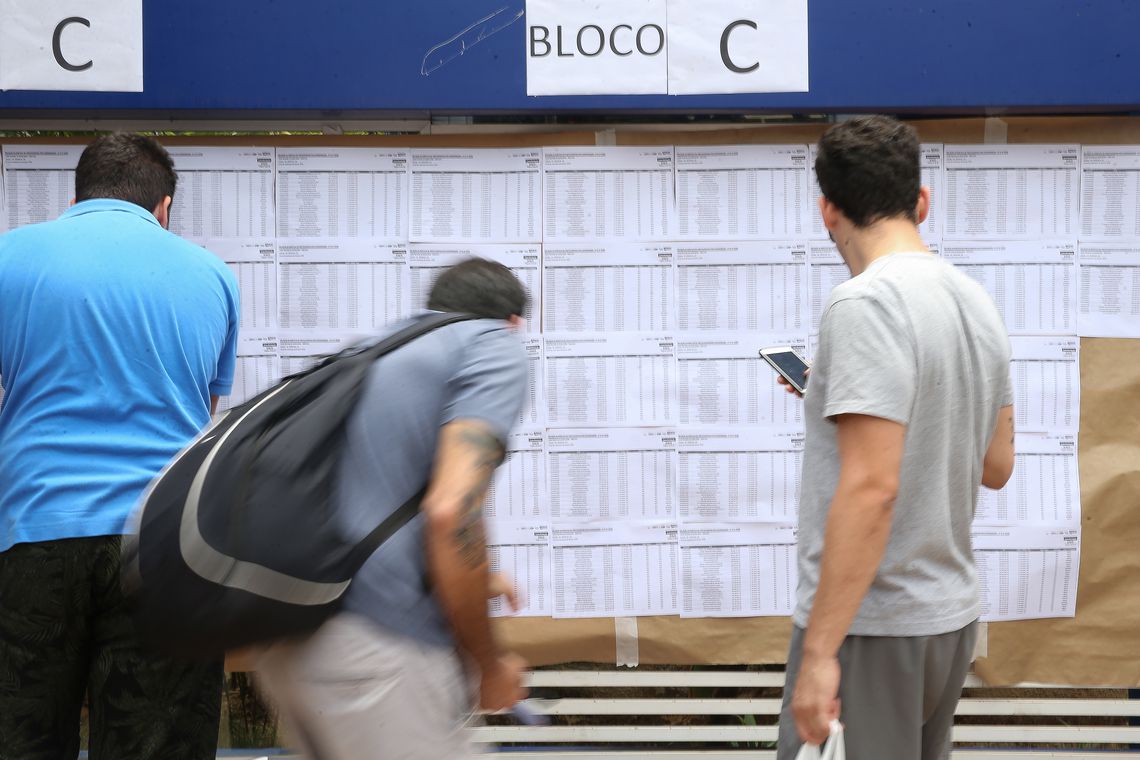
[777,117,1015,760]
[256,259,531,760]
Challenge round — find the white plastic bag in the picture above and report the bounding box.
[794,719,845,760]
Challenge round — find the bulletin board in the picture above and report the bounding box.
[4,116,1137,687]
[501,116,1140,688]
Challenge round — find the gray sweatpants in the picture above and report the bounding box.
[255,614,482,760]
[777,621,978,760]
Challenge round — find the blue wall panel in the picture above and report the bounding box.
[0,0,1135,115]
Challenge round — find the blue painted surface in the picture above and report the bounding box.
[0,0,1136,114]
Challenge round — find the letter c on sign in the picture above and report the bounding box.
[609,25,633,56]
[720,19,758,74]
[53,17,93,72]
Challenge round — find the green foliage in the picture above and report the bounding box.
[223,673,278,749]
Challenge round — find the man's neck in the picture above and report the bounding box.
[836,218,929,276]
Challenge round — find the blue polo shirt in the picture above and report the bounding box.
[0,199,239,552]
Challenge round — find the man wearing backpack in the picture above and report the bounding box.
[255,258,531,760]
[0,134,240,759]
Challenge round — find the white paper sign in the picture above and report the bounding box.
[667,0,808,95]
[525,0,668,96]
[0,0,143,92]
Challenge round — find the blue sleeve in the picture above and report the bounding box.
[209,270,240,396]
[441,326,528,443]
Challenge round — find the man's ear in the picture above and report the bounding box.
[152,196,173,229]
[69,197,77,207]
[818,195,842,236]
[508,314,525,331]
[915,186,931,225]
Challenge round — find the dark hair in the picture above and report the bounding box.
[74,132,177,211]
[427,257,529,320]
[814,115,921,228]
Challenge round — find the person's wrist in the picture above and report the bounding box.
[476,645,507,673]
[801,640,837,663]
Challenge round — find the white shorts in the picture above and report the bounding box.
[254,614,482,760]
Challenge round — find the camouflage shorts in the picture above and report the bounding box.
[0,536,222,760]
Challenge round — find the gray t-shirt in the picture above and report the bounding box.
[794,252,1013,637]
[339,315,528,648]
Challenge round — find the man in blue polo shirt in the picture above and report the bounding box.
[0,133,239,760]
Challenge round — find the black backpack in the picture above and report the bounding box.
[122,311,477,657]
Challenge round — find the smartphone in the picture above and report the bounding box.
[759,346,810,394]
[509,700,551,726]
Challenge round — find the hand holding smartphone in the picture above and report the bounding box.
[760,346,810,396]
[509,700,552,726]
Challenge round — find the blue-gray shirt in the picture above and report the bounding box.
[339,315,528,648]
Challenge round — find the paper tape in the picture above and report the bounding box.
[615,617,640,667]
[972,622,989,660]
[595,128,618,146]
[984,117,1008,145]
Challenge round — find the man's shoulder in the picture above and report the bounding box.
[451,317,524,344]
[383,314,515,339]
[821,279,880,324]
[440,318,528,390]
[417,315,522,346]
[381,316,525,371]
[439,318,527,376]
[153,235,238,290]
[826,252,949,310]
[357,318,526,432]
[827,275,875,305]
[0,217,64,251]
[462,319,528,361]
[188,240,238,280]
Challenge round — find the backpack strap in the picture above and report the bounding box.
[347,487,426,568]
[358,311,481,363]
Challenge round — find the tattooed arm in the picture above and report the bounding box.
[423,418,527,710]
[982,405,1015,489]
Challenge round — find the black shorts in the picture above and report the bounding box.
[0,536,223,760]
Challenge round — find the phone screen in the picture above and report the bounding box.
[763,349,809,391]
